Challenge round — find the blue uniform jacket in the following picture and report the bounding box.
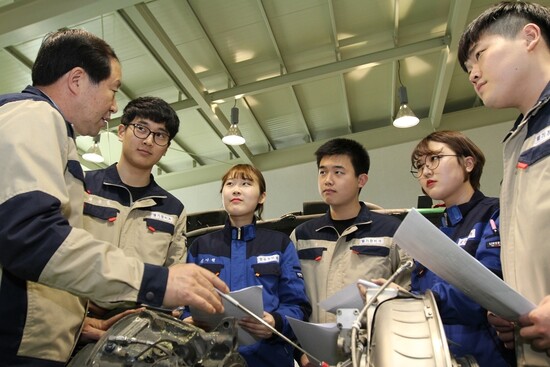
[187,220,311,367]
[412,190,512,367]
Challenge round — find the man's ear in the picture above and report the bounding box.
[358,173,368,189]
[67,67,85,95]
[117,124,126,141]
[524,23,542,51]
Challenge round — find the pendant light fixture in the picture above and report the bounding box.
[222,100,245,145]
[393,61,419,128]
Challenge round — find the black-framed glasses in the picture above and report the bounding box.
[124,123,170,146]
[410,154,460,178]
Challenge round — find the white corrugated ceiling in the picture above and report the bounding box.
[0,0,534,189]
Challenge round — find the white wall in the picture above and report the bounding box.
[171,122,513,220]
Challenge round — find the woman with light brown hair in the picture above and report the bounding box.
[409,130,511,366]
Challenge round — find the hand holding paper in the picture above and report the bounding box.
[190,285,264,345]
[393,209,535,321]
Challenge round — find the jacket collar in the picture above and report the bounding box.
[102,163,165,196]
[224,218,257,241]
[22,85,75,139]
[443,190,486,227]
[506,80,550,142]
[315,201,373,230]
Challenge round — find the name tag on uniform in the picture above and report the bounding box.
[148,211,174,224]
[534,126,550,147]
[257,255,279,263]
[200,257,217,264]
[359,237,385,245]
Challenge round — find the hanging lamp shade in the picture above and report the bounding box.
[393,86,419,128]
[222,106,246,145]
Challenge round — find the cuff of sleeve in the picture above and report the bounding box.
[137,263,168,307]
[272,312,283,332]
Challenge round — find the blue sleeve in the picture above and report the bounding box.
[433,210,501,325]
[271,241,312,337]
[0,192,70,281]
[432,282,486,325]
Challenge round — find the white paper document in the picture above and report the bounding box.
[394,209,535,321]
[286,316,342,365]
[318,281,365,313]
[190,285,264,345]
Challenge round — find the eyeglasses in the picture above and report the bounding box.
[125,123,170,146]
[410,154,460,178]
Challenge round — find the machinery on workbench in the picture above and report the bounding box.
[70,206,477,366]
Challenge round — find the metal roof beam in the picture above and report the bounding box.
[257,0,312,144]
[429,0,471,129]
[0,0,142,48]
[208,36,449,102]
[328,0,352,133]
[184,0,273,150]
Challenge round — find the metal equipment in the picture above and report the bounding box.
[68,309,246,366]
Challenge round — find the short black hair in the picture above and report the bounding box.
[121,96,180,140]
[32,28,118,86]
[315,138,370,176]
[458,1,550,72]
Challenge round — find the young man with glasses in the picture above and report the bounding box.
[83,96,187,315]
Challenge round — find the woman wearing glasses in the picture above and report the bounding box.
[409,130,512,367]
